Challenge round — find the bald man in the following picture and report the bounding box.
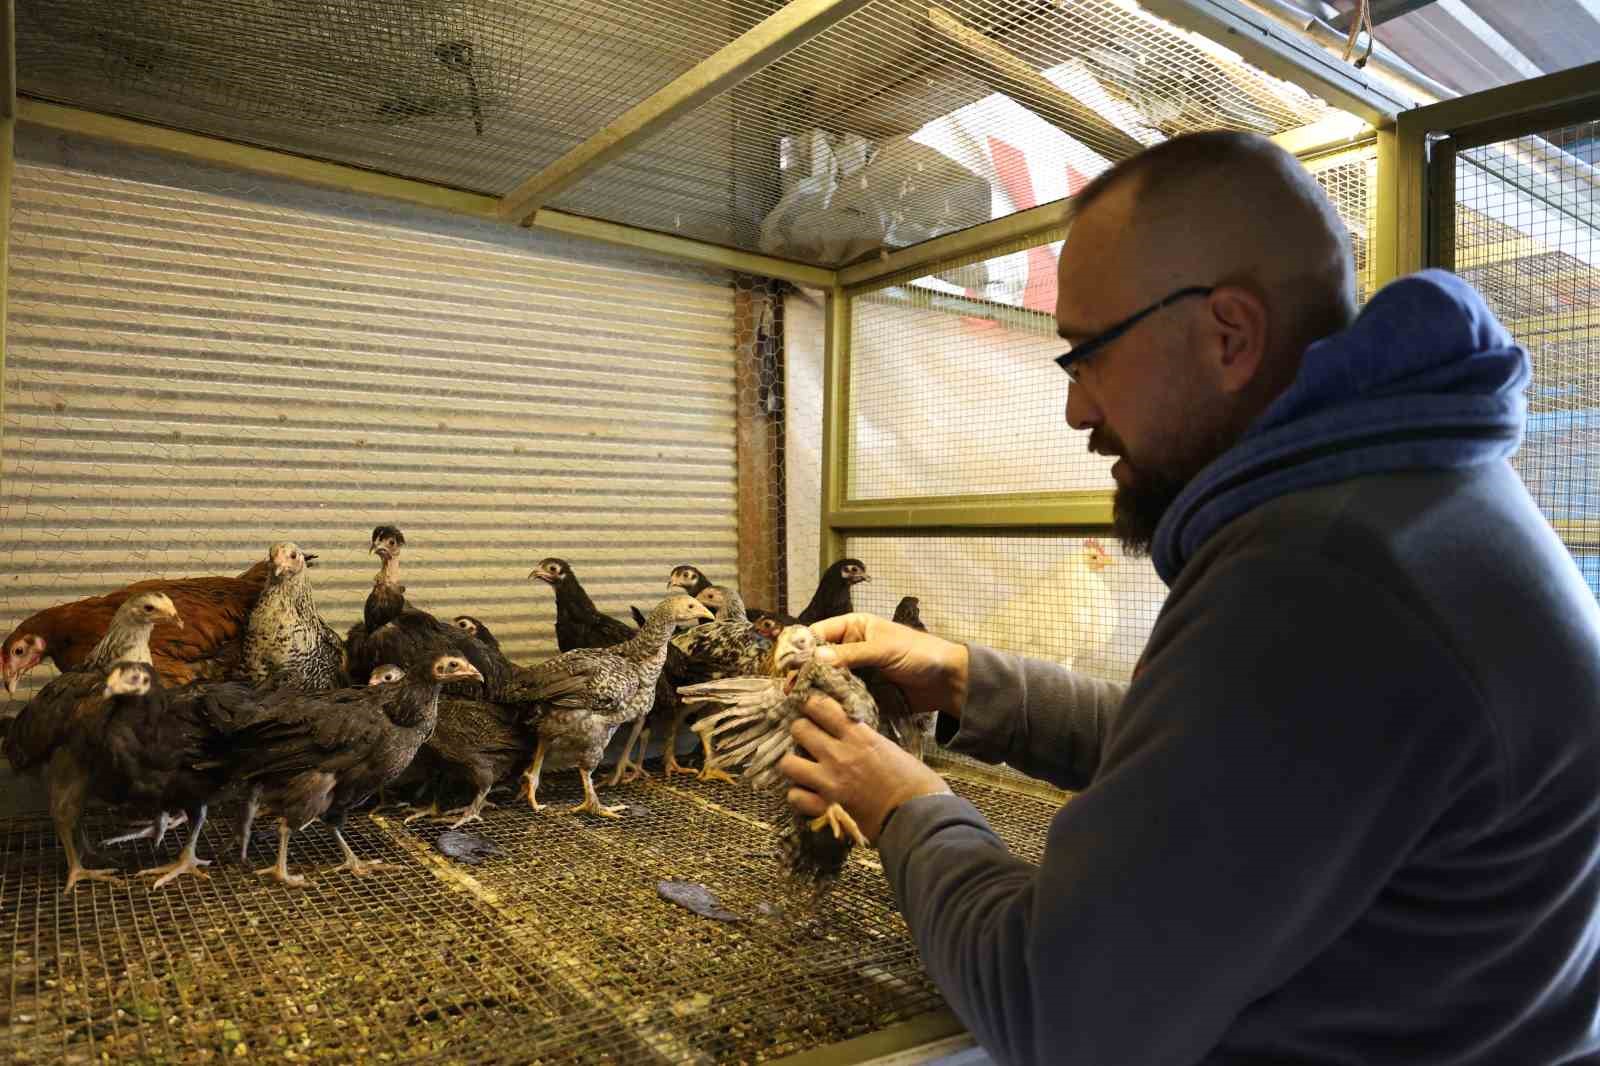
[780,131,1600,1065]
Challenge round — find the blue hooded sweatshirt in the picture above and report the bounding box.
[876,271,1600,1065]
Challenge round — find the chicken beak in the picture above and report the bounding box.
[101,683,116,699]
[3,671,17,697]
[303,553,320,568]
[856,574,872,583]
[166,613,185,630]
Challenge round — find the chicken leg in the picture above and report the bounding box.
[662,707,696,778]
[238,787,261,865]
[254,818,307,888]
[137,805,212,888]
[326,813,390,876]
[521,738,548,812]
[568,767,626,819]
[50,755,119,893]
[100,810,187,848]
[606,714,649,786]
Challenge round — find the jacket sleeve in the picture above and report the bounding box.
[947,643,1126,792]
[877,553,1501,1066]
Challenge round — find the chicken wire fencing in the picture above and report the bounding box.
[845,146,1379,504]
[0,757,1064,1064]
[16,0,1342,268]
[16,0,788,196]
[1452,120,1600,595]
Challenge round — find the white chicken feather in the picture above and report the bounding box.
[977,538,1119,670]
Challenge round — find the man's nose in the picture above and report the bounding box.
[1065,380,1098,432]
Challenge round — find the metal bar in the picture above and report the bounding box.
[1396,60,1600,146]
[496,0,875,224]
[1272,114,1378,158]
[1377,113,1430,285]
[831,492,1115,531]
[1234,0,1451,104]
[17,98,502,217]
[1554,520,1600,551]
[0,0,12,482]
[839,200,1070,292]
[15,100,838,287]
[1426,133,1457,270]
[1136,0,1414,125]
[768,1009,970,1066]
[1330,0,1440,30]
[820,288,851,572]
[528,209,836,287]
[926,5,1146,160]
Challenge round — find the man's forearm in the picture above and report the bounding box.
[948,645,1125,791]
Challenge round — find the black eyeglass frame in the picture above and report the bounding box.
[1054,285,1215,383]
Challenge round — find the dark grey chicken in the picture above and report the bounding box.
[2,592,181,891]
[796,559,870,626]
[346,526,508,699]
[685,625,903,887]
[507,594,713,817]
[89,663,262,887]
[239,541,347,692]
[666,564,714,599]
[220,654,482,886]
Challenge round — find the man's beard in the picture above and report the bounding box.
[1112,466,1188,557]
[1097,425,1237,557]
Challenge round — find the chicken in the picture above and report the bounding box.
[752,616,784,641]
[662,586,771,782]
[686,625,903,887]
[533,557,679,786]
[452,615,500,650]
[2,592,182,891]
[892,596,927,631]
[667,565,714,598]
[420,696,536,828]
[508,594,713,818]
[796,559,870,625]
[532,557,635,652]
[221,654,482,886]
[88,663,262,888]
[2,559,268,696]
[239,542,348,692]
[976,538,1118,669]
[887,596,937,758]
[345,527,508,698]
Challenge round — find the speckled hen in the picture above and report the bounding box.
[507,593,713,818]
[239,542,347,693]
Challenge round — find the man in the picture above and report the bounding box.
[779,131,1600,1064]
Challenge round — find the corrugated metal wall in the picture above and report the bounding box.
[0,129,740,706]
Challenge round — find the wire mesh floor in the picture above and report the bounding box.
[0,759,1061,1064]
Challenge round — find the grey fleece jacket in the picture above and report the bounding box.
[878,463,1600,1065]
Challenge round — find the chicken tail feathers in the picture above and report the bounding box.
[779,808,853,887]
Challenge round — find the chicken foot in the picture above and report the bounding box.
[237,787,261,864]
[809,803,868,848]
[254,819,307,888]
[327,824,391,877]
[137,806,212,889]
[568,768,626,819]
[695,731,737,785]
[439,787,492,829]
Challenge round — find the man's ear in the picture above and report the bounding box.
[1207,286,1270,395]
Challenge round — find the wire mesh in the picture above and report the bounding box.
[1304,142,1379,303]
[552,0,1335,260]
[1454,120,1600,596]
[0,763,1063,1063]
[848,533,1163,685]
[16,0,786,196]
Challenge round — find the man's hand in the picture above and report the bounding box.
[810,613,971,723]
[780,693,952,845]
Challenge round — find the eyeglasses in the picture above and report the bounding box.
[1054,285,1215,384]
